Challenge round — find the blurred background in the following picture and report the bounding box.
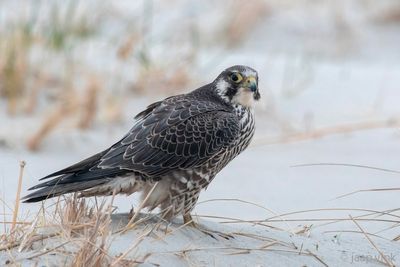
[1,0,400,237]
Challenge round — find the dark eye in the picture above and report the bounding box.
[230,73,243,83]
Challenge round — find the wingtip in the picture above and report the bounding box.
[22,196,46,203]
[20,193,36,203]
[27,183,47,191]
[22,190,53,203]
[39,173,60,181]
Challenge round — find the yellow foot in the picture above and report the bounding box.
[183,214,234,240]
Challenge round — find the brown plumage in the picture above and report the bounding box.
[23,65,260,222]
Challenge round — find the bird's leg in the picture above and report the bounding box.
[183,214,234,240]
[183,214,195,226]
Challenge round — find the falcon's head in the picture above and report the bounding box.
[214,65,260,107]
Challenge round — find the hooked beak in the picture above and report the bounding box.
[244,76,258,92]
[243,75,260,100]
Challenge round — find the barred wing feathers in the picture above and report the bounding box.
[99,97,240,177]
[23,95,239,202]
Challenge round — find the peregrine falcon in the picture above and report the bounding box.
[24,65,260,226]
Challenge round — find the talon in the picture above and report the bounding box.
[182,214,234,240]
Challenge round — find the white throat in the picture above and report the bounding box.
[215,79,256,108]
[232,87,256,108]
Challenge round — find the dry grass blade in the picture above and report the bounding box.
[1,221,30,225]
[208,207,400,235]
[11,161,26,233]
[22,240,71,260]
[0,232,59,251]
[264,208,400,221]
[393,235,400,241]
[120,182,159,233]
[253,117,400,146]
[309,208,400,233]
[58,196,114,266]
[265,218,400,223]
[110,229,152,267]
[305,249,329,267]
[323,230,390,241]
[336,187,400,200]
[71,223,110,266]
[349,215,395,267]
[197,214,283,230]
[292,163,400,175]
[373,222,400,237]
[197,198,294,233]
[3,194,116,263]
